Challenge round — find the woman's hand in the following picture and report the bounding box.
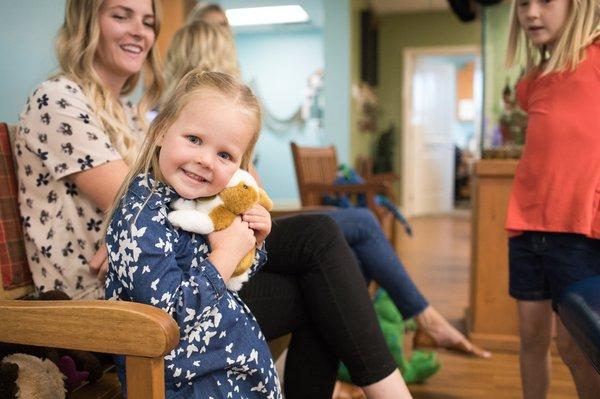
[208,217,256,280]
[242,204,272,247]
[89,245,109,281]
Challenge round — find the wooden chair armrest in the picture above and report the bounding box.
[365,173,400,185]
[0,300,179,357]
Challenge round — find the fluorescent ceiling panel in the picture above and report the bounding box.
[226,5,309,26]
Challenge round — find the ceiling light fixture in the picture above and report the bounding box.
[226,5,309,26]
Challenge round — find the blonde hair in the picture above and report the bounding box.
[507,0,600,75]
[104,70,262,229]
[55,0,164,166]
[162,21,240,106]
[187,2,228,25]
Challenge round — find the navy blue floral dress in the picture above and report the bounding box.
[105,173,281,399]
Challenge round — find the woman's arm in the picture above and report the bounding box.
[70,160,130,211]
[69,160,129,279]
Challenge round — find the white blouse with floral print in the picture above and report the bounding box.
[14,76,144,299]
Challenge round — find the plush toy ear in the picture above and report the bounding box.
[0,361,19,398]
[258,188,273,211]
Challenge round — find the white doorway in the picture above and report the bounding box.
[402,46,481,216]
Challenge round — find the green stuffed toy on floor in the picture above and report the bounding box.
[338,289,440,384]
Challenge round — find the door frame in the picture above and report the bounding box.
[402,45,481,216]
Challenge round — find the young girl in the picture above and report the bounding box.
[104,70,280,398]
[506,1,600,398]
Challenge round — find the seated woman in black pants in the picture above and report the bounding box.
[240,213,408,398]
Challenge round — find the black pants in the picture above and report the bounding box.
[240,214,396,398]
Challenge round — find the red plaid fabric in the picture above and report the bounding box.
[0,123,33,290]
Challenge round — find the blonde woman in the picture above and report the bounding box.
[505,1,600,398]
[14,0,162,299]
[162,21,240,106]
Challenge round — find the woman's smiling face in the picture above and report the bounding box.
[95,0,156,84]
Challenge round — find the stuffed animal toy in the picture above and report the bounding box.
[338,289,440,385]
[0,290,104,398]
[167,169,273,291]
[0,354,66,399]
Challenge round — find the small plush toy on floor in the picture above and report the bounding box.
[0,354,66,399]
[338,289,440,384]
[168,169,273,291]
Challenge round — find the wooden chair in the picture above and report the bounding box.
[0,122,179,399]
[354,154,401,189]
[290,142,398,244]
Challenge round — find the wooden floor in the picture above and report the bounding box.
[397,213,578,399]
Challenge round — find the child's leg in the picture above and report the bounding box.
[509,232,554,399]
[556,317,600,399]
[517,300,553,399]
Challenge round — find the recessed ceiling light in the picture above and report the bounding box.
[226,5,310,26]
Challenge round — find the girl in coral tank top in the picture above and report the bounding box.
[505,1,600,398]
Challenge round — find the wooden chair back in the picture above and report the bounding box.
[0,122,179,399]
[0,123,34,300]
[290,142,338,206]
[290,142,399,245]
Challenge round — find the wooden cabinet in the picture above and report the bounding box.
[469,159,520,352]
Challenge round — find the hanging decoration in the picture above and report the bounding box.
[248,68,324,134]
[352,82,379,134]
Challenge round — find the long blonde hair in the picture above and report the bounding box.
[187,2,228,25]
[506,0,600,75]
[55,0,164,166]
[162,21,240,106]
[104,70,261,230]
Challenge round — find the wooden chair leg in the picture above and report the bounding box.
[126,356,165,399]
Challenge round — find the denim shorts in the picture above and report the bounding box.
[509,231,600,307]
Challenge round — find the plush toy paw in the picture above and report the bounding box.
[57,356,89,392]
[226,270,250,291]
[167,209,214,234]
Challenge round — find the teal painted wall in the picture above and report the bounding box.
[0,1,65,123]
[235,30,324,205]
[323,0,351,164]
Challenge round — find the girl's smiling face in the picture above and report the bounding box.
[95,0,156,85]
[517,0,570,50]
[158,94,254,199]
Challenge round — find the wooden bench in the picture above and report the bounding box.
[0,122,179,399]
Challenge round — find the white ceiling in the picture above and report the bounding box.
[370,0,449,14]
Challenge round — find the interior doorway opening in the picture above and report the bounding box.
[402,46,482,217]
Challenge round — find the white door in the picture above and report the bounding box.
[408,56,455,215]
